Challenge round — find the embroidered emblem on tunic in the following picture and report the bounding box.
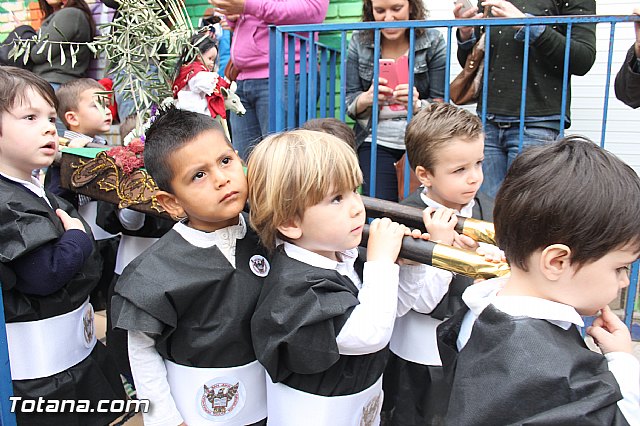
[197,377,246,420]
[249,255,270,277]
[81,303,95,348]
[360,392,382,426]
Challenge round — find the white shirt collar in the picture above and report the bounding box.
[63,130,92,142]
[283,241,358,270]
[173,214,246,266]
[463,277,585,329]
[419,187,475,218]
[282,242,362,288]
[0,172,52,208]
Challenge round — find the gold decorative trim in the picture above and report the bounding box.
[69,151,164,212]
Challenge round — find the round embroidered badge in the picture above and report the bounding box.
[81,303,96,348]
[197,376,246,421]
[249,255,270,277]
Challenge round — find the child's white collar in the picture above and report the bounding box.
[282,241,358,271]
[173,214,246,249]
[463,277,584,330]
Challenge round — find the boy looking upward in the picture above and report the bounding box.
[438,136,640,424]
[111,107,269,426]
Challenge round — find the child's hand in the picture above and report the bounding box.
[453,233,479,251]
[56,209,86,232]
[366,217,408,263]
[587,306,633,354]
[422,207,457,245]
[475,243,505,263]
[67,137,90,148]
[397,228,430,265]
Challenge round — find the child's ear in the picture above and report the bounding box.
[277,219,303,240]
[539,244,572,281]
[64,111,79,128]
[415,166,433,188]
[155,191,186,221]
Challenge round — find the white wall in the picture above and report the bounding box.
[424,0,640,173]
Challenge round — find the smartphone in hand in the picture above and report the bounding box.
[379,59,398,90]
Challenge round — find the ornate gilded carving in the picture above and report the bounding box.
[69,151,164,212]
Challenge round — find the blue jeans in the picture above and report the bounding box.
[358,143,405,202]
[229,78,271,161]
[481,121,558,198]
[230,75,300,161]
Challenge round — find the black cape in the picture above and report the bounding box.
[251,248,389,397]
[400,188,494,320]
[0,176,125,426]
[111,218,268,367]
[437,304,630,426]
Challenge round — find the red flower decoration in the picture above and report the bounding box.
[106,138,145,174]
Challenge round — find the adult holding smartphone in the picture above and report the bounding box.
[346,0,446,202]
[614,7,640,108]
[210,0,329,161]
[454,0,596,198]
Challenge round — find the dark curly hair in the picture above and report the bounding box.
[361,0,428,42]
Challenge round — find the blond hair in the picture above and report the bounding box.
[247,129,363,249]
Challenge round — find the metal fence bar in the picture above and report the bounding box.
[369,29,382,198]
[0,289,16,426]
[339,30,347,122]
[480,24,490,128]
[517,25,531,152]
[402,27,417,199]
[601,22,617,148]
[329,50,337,116]
[559,23,573,136]
[287,34,297,128]
[626,262,639,330]
[308,31,318,124]
[319,47,328,118]
[297,37,307,128]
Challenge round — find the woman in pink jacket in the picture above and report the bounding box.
[211,0,329,160]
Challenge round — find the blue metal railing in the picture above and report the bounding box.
[268,14,640,334]
[0,287,16,426]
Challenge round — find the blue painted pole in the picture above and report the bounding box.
[0,287,17,426]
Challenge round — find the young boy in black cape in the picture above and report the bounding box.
[438,135,640,425]
[110,107,269,425]
[383,102,500,426]
[0,67,125,425]
[247,129,432,425]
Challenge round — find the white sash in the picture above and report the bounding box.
[164,359,267,425]
[6,298,96,380]
[114,235,158,274]
[266,375,383,426]
[78,201,116,241]
[390,310,443,366]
